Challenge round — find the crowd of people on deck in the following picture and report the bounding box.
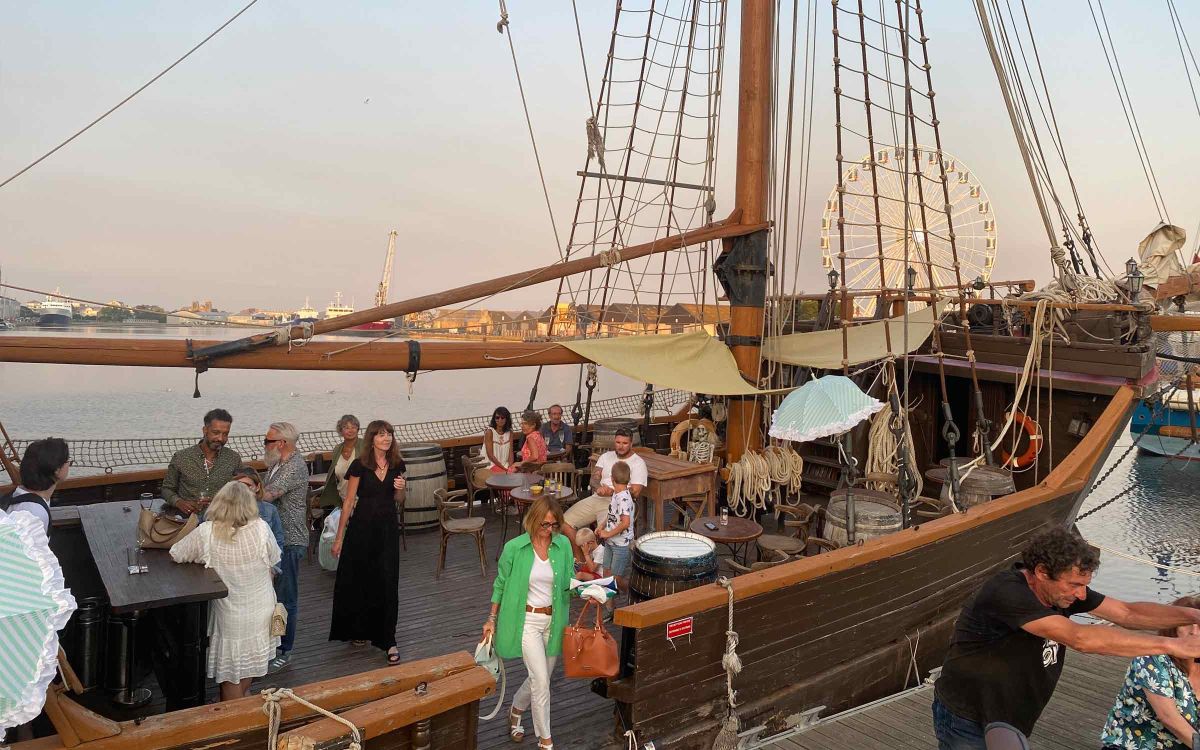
[7,408,1200,749]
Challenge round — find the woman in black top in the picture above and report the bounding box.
[330,420,406,663]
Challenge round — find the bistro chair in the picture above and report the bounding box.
[756,500,820,560]
[726,548,790,575]
[537,462,576,499]
[460,454,492,511]
[434,488,486,578]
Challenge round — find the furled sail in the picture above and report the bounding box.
[761,301,946,369]
[559,332,768,395]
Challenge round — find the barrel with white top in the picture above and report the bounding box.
[398,443,447,531]
[629,531,718,603]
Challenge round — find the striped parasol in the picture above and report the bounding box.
[0,509,77,730]
[769,375,884,443]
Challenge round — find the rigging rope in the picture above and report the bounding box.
[711,577,742,750]
[262,687,362,750]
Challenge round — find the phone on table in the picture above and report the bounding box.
[704,522,718,531]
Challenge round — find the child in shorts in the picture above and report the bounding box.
[573,527,605,581]
[596,460,635,613]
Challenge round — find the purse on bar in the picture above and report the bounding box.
[561,599,619,679]
[137,501,199,549]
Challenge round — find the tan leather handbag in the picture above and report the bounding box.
[137,502,199,549]
[561,599,619,679]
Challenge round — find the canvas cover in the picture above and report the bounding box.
[761,301,945,369]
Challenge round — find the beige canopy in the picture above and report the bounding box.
[761,301,945,369]
[560,331,769,395]
[1137,222,1187,289]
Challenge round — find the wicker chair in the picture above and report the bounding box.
[537,462,576,497]
[434,488,486,578]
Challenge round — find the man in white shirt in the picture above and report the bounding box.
[1,437,71,535]
[562,428,647,562]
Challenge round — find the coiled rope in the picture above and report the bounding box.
[762,444,805,496]
[866,402,923,499]
[262,687,363,750]
[726,450,771,517]
[712,577,741,750]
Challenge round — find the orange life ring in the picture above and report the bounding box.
[999,410,1042,468]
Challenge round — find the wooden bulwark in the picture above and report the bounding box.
[276,666,493,750]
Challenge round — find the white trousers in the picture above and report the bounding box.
[512,612,557,740]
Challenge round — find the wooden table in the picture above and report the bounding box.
[689,516,764,565]
[640,453,718,533]
[78,500,227,710]
[308,472,328,488]
[510,485,576,509]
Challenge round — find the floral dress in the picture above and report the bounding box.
[1101,654,1198,749]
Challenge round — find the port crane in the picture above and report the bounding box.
[374,230,397,307]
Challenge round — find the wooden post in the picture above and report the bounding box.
[722,0,774,463]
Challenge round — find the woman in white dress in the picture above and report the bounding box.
[171,480,281,700]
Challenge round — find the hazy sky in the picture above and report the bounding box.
[1,1,1197,313]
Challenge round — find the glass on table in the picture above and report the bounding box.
[720,508,729,526]
[127,547,140,575]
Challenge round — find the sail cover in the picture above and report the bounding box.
[1136,222,1187,289]
[559,331,769,395]
[761,301,945,369]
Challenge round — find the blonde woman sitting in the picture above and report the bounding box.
[171,480,281,700]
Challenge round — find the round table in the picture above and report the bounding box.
[510,485,576,508]
[689,515,764,566]
[484,473,536,492]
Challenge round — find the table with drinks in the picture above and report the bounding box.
[489,473,575,554]
[77,496,226,710]
[688,512,764,566]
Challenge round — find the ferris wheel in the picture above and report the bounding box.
[819,146,997,317]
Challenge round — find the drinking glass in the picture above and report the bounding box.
[720,508,729,526]
[127,547,140,575]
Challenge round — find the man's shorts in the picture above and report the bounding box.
[564,494,610,529]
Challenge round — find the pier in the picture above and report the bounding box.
[763,651,1128,749]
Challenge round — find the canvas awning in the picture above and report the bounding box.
[761,301,945,369]
[1136,222,1187,289]
[559,331,769,395]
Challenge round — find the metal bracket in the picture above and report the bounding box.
[724,334,763,348]
[406,340,421,380]
[712,229,771,307]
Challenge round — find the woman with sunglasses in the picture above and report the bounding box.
[329,420,407,664]
[482,496,572,750]
[483,406,515,474]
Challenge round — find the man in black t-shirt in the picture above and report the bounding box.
[933,527,1200,749]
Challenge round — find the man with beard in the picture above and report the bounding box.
[561,427,646,562]
[162,409,241,515]
[261,421,309,673]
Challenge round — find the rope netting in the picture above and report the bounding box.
[4,388,690,478]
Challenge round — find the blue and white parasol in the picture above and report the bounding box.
[769,374,884,443]
[0,509,77,730]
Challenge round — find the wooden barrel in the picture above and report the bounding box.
[826,488,902,546]
[925,465,1016,509]
[589,418,642,454]
[399,443,446,531]
[629,531,718,603]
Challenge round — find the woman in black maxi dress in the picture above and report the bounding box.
[329,420,406,661]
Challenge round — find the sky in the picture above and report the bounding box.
[1,1,1197,314]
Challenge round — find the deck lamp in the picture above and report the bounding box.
[828,268,840,290]
[972,275,986,291]
[905,266,918,292]
[1125,258,1144,301]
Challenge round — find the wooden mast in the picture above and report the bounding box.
[719,0,775,463]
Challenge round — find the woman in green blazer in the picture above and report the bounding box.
[482,496,572,750]
[318,415,364,509]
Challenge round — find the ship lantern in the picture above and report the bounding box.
[906,266,918,291]
[1126,258,1144,301]
[828,268,840,290]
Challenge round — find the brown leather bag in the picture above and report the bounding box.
[137,502,199,549]
[561,599,619,679]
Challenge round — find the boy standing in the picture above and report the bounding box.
[596,460,635,617]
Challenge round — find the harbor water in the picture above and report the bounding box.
[1,325,1196,605]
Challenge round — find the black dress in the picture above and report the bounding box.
[329,457,405,651]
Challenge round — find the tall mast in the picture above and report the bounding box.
[716,0,774,462]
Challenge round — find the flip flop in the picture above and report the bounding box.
[387,648,401,665]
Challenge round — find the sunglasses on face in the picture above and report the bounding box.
[263,438,283,445]
[539,522,561,531]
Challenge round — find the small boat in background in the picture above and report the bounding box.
[1131,386,1200,459]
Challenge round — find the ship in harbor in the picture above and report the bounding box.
[3,1,1200,749]
[293,297,319,324]
[36,290,73,326]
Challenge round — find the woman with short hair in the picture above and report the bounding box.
[170,481,280,701]
[483,496,572,750]
[1,437,70,535]
[515,410,549,472]
[1101,595,1200,749]
[319,415,363,510]
[329,420,407,663]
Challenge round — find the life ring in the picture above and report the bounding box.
[999,410,1042,468]
[669,418,720,458]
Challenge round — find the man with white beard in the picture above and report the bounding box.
[261,421,309,673]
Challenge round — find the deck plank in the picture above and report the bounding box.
[760,651,1129,749]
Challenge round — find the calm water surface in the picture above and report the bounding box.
[2,325,1196,604]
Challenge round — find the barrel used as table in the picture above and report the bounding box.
[826,488,903,546]
[399,443,447,531]
[629,531,718,603]
[589,418,642,454]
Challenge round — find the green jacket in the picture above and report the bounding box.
[318,439,365,508]
[491,532,573,659]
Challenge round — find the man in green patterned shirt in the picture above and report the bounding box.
[161,409,242,515]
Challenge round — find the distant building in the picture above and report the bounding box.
[0,295,19,320]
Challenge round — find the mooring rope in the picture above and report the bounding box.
[1090,543,1200,579]
[262,687,363,750]
[712,576,742,750]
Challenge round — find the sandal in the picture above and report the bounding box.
[537,740,552,750]
[386,648,401,665]
[509,708,525,743]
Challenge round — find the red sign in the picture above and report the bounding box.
[666,617,693,639]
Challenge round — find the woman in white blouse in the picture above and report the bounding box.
[483,406,515,473]
[171,480,281,700]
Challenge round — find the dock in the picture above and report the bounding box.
[761,651,1129,749]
